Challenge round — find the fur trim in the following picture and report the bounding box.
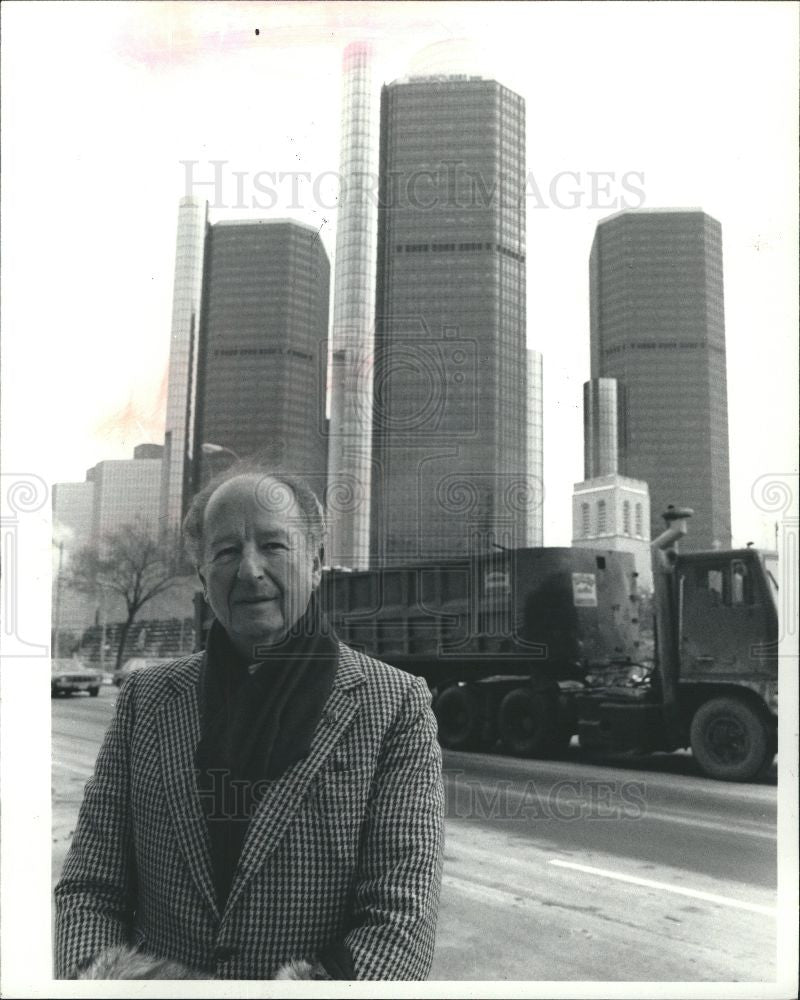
[75,944,206,979]
[273,958,331,980]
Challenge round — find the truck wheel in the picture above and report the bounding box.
[434,685,485,751]
[690,696,772,782]
[89,687,100,697]
[498,687,557,758]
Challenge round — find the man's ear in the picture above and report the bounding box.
[197,568,208,600]
[311,547,323,590]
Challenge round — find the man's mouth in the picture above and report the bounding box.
[236,595,278,605]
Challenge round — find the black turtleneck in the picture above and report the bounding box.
[194,598,339,910]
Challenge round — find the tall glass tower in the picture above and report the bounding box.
[326,42,379,569]
[371,75,529,566]
[590,209,732,549]
[192,219,330,498]
[526,349,544,546]
[160,196,208,540]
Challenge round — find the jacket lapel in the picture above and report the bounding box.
[222,646,365,920]
[156,655,220,921]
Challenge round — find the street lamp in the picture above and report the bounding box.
[201,442,241,461]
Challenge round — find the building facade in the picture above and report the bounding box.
[526,349,544,547]
[53,450,163,633]
[160,196,208,540]
[590,209,731,550]
[326,41,379,570]
[371,75,528,566]
[192,219,330,498]
[572,473,652,590]
[91,454,163,543]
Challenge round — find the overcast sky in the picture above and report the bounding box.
[2,0,798,549]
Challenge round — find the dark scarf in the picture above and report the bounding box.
[194,596,339,911]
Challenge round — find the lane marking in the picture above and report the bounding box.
[549,859,775,915]
[628,807,775,841]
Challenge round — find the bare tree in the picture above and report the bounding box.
[67,523,181,672]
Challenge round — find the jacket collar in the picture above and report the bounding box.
[166,642,365,694]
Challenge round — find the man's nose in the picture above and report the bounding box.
[237,543,265,581]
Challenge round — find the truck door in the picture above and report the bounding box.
[679,554,773,679]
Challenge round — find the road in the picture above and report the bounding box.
[53,688,778,982]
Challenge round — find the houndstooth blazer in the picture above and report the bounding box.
[54,644,445,980]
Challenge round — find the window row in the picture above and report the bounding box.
[581,499,644,538]
[394,241,525,261]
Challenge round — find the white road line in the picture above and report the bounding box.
[549,859,776,915]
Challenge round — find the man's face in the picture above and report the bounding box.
[198,475,321,658]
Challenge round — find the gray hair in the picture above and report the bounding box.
[181,459,326,567]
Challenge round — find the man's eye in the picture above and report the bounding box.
[213,546,238,560]
[261,541,287,552]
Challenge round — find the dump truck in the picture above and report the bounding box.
[192,507,778,782]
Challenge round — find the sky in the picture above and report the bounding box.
[2,0,798,552]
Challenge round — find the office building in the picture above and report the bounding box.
[53,448,162,632]
[91,451,163,543]
[52,481,96,634]
[327,41,379,569]
[590,209,732,550]
[193,219,330,497]
[53,481,95,555]
[526,349,544,546]
[160,196,208,539]
[371,75,528,565]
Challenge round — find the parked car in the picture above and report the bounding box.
[51,659,102,698]
[113,657,176,688]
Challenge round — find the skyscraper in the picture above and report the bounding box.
[371,75,528,566]
[526,349,544,547]
[590,209,732,550]
[583,377,626,480]
[327,42,379,569]
[193,219,330,496]
[160,196,208,540]
[92,452,163,543]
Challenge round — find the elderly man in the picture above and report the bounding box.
[54,465,445,980]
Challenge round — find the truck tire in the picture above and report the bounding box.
[690,696,773,782]
[434,685,485,751]
[89,687,100,697]
[498,687,557,758]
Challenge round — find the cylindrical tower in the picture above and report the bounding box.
[583,376,624,480]
[326,42,379,569]
[526,350,544,546]
[159,195,208,540]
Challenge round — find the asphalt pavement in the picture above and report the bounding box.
[52,688,779,982]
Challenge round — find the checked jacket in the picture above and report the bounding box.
[54,644,445,980]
